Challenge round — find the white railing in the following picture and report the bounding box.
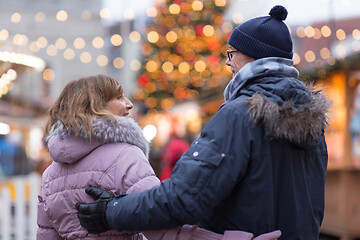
[0,173,41,240]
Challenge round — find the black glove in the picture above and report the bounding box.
[76,185,125,234]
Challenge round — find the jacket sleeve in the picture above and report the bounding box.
[37,184,63,240]
[114,145,160,195]
[106,104,252,231]
[117,144,252,240]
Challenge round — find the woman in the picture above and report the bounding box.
[37,74,280,240]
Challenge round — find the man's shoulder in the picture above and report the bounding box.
[219,96,250,114]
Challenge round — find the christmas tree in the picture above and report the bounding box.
[133,0,233,112]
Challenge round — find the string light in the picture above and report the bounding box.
[34,12,45,22]
[113,57,124,69]
[43,68,55,81]
[92,36,104,49]
[55,38,67,49]
[0,29,9,41]
[129,31,141,43]
[0,51,45,71]
[56,10,68,22]
[11,12,22,23]
[321,25,331,38]
[74,37,86,49]
[96,55,108,66]
[63,48,75,60]
[111,34,123,46]
[80,51,91,63]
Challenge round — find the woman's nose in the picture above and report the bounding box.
[126,98,133,109]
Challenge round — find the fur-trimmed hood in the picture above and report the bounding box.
[247,86,330,146]
[45,116,150,163]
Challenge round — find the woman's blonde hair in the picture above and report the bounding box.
[45,74,124,137]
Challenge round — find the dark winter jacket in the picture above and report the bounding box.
[106,59,330,240]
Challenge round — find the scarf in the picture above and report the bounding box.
[224,57,299,101]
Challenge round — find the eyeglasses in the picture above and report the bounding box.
[227,50,238,60]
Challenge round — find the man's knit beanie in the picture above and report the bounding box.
[228,5,293,60]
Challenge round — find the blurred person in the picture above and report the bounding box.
[37,74,273,240]
[7,130,32,175]
[76,5,330,239]
[160,129,190,181]
[0,130,31,177]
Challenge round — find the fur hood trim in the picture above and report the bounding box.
[247,86,331,144]
[45,116,150,157]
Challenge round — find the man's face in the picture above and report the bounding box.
[225,47,254,77]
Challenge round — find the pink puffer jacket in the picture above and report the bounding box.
[37,116,281,240]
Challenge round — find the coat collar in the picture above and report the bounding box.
[45,116,150,157]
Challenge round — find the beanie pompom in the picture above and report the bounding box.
[269,5,287,21]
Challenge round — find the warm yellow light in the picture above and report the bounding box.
[215,0,226,6]
[111,34,123,46]
[43,68,55,81]
[81,10,92,21]
[47,45,58,56]
[169,4,181,14]
[56,10,68,22]
[36,36,48,48]
[97,55,108,67]
[145,97,158,108]
[192,1,203,11]
[293,53,300,65]
[11,12,21,23]
[194,60,206,72]
[336,29,346,41]
[313,28,322,39]
[147,31,159,43]
[113,57,124,69]
[0,51,45,71]
[162,61,174,73]
[320,47,331,59]
[35,12,45,22]
[161,98,174,110]
[13,34,28,46]
[80,52,92,63]
[92,36,104,48]
[184,29,196,40]
[74,37,86,49]
[146,60,158,72]
[296,26,306,38]
[203,25,215,37]
[1,86,9,95]
[100,8,111,19]
[304,50,316,62]
[352,41,360,51]
[146,7,157,18]
[178,62,190,73]
[124,9,134,19]
[353,29,360,40]
[321,25,331,38]
[335,44,346,58]
[221,22,233,33]
[29,41,40,52]
[304,26,315,38]
[0,29,9,41]
[55,38,67,49]
[166,31,177,43]
[129,31,141,43]
[63,48,75,60]
[232,13,243,24]
[130,59,141,71]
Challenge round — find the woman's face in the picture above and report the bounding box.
[106,94,133,117]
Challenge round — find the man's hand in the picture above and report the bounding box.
[76,185,125,234]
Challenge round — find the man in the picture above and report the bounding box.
[77,5,330,239]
